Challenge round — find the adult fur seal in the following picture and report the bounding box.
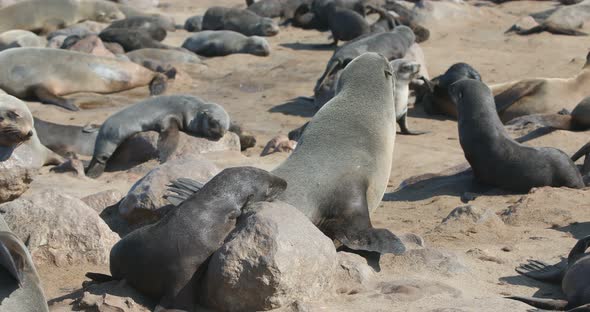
[0,48,174,111]
[163,53,406,255]
[105,16,172,41]
[99,28,175,52]
[86,95,230,178]
[449,79,584,192]
[0,0,124,34]
[314,26,415,94]
[0,215,49,312]
[33,117,98,157]
[105,167,287,310]
[202,6,280,37]
[508,235,590,310]
[181,30,270,57]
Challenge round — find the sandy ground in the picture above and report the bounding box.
[23,0,590,311]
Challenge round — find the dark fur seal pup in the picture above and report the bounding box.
[184,15,203,32]
[105,16,170,41]
[202,6,280,37]
[0,48,174,111]
[418,62,482,118]
[314,26,415,94]
[508,236,590,310]
[99,28,174,52]
[0,216,49,312]
[33,117,98,157]
[105,167,287,310]
[181,30,270,57]
[168,53,407,255]
[247,0,284,18]
[292,0,364,30]
[86,95,230,178]
[449,79,584,192]
[325,2,370,45]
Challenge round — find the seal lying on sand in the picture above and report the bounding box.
[100,167,287,310]
[202,6,280,36]
[508,236,590,310]
[86,95,230,178]
[0,0,124,34]
[0,48,175,111]
[182,30,270,57]
[126,48,202,66]
[450,79,585,192]
[0,215,49,312]
[99,28,175,52]
[105,16,172,41]
[506,0,590,36]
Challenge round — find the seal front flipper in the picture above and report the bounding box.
[397,113,428,135]
[32,85,79,111]
[157,120,181,163]
[334,227,406,255]
[515,259,566,283]
[165,178,204,206]
[568,235,590,264]
[571,141,590,176]
[86,157,106,179]
[506,296,568,310]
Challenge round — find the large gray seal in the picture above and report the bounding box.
[202,6,280,37]
[181,30,270,57]
[107,167,287,310]
[0,215,48,312]
[449,79,584,192]
[508,235,590,310]
[86,95,230,178]
[0,47,174,111]
[0,0,124,34]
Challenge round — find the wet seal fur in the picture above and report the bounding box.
[0,215,49,312]
[0,48,174,111]
[449,79,585,192]
[103,167,287,310]
[86,95,230,178]
[508,235,590,310]
[182,30,270,57]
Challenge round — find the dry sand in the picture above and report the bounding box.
[26,0,590,311]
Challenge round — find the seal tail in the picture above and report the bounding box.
[164,178,204,206]
[506,296,568,310]
[85,272,116,283]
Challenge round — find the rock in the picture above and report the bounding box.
[82,189,125,214]
[0,189,120,266]
[0,145,39,203]
[114,0,159,9]
[204,201,337,311]
[119,156,219,222]
[434,205,507,240]
[334,251,375,294]
[382,248,468,276]
[376,279,461,302]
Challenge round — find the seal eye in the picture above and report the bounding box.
[6,111,19,119]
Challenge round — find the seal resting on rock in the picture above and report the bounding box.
[86,95,230,178]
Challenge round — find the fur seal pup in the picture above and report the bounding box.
[418,62,482,118]
[390,59,427,135]
[184,15,203,32]
[0,0,124,34]
[181,30,270,57]
[105,16,173,41]
[202,6,280,37]
[107,167,287,310]
[508,235,590,310]
[86,95,230,178]
[325,2,370,45]
[491,52,590,122]
[449,79,585,192]
[0,216,49,312]
[314,26,415,94]
[0,48,174,111]
[99,28,175,52]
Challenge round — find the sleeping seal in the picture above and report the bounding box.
[86,95,230,178]
[181,30,270,57]
[0,48,174,111]
[202,6,280,36]
[106,167,287,310]
[449,79,585,192]
[508,235,590,310]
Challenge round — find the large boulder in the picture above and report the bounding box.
[204,201,337,311]
[118,156,219,222]
[0,189,120,266]
[82,189,125,214]
[0,144,41,203]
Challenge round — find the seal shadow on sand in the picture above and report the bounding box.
[557,221,590,240]
[383,163,511,202]
[279,42,336,51]
[268,97,318,117]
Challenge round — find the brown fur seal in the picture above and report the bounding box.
[449,79,585,192]
[181,30,270,57]
[0,215,49,312]
[202,6,280,37]
[0,0,124,34]
[86,95,230,178]
[508,235,590,310]
[126,48,202,66]
[105,16,171,41]
[506,0,590,36]
[0,48,174,111]
[103,167,287,310]
[492,51,590,122]
[33,117,98,157]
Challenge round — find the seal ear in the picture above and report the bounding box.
[0,231,28,287]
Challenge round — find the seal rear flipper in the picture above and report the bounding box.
[157,121,180,163]
[515,259,566,283]
[85,272,116,283]
[335,227,406,255]
[32,85,79,111]
[493,80,545,115]
[568,236,590,264]
[165,178,204,205]
[506,296,568,310]
[0,231,28,287]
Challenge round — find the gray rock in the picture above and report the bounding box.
[0,189,120,266]
[119,156,219,222]
[334,251,375,293]
[204,201,337,311]
[114,0,159,9]
[0,145,39,203]
[81,189,125,214]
